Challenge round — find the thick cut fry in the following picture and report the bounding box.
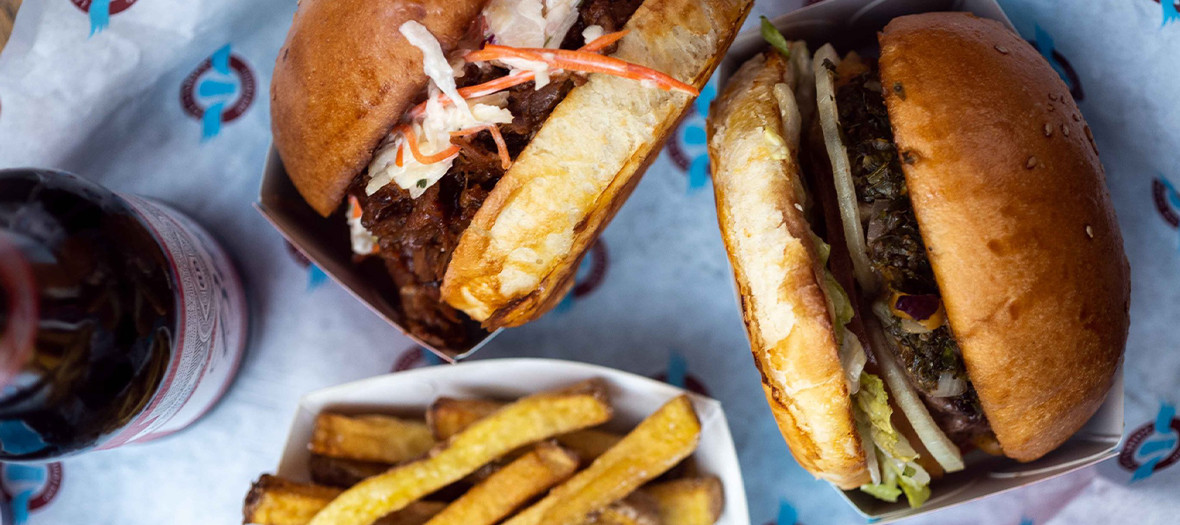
[425,442,579,525]
[308,380,613,525]
[429,398,621,463]
[557,429,622,463]
[642,477,724,525]
[245,475,340,525]
[503,396,701,525]
[310,413,434,464]
[580,493,660,525]
[242,475,444,525]
[426,397,503,440]
[308,454,391,488]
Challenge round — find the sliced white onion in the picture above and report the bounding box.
[900,318,932,334]
[813,44,878,293]
[788,41,815,128]
[839,331,867,395]
[866,315,966,472]
[932,372,968,398]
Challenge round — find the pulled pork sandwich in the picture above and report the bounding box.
[706,13,1129,507]
[272,0,752,350]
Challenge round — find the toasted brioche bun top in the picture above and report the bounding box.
[707,51,868,489]
[271,0,488,217]
[879,12,1130,461]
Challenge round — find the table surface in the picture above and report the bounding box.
[0,1,1178,524]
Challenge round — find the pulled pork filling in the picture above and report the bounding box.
[835,69,990,445]
[350,0,645,350]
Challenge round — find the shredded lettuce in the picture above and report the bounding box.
[808,234,849,335]
[860,480,901,502]
[854,373,931,508]
[760,16,791,58]
[826,272,854,331]
[856,374,915,461]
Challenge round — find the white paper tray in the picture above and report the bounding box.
[274,358,751,525]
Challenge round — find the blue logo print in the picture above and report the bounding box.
[89,0,110,36]
[667,79,718,192]
[70,0,136,36]
[180,44,257,141]
[0,462,63,523]
[1132,403,1178,481]
[1029,25,1084,102]
[1119,402,1180,481]
[1162,1,1180,27]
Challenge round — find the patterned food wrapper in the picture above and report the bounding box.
[0,0,1177,524]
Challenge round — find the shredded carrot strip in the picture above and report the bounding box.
[581,30,629,52]
[395,142,404,167]
[466,45,698,95]
[399,124,459,164]
[348,195,363,220]
[409,71,535,119]
[406,32,631,119]
[452,125,511,170]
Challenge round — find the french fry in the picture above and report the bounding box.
[556,429,622,462]
[242,475,445,525]
[503,395,701,525]
[428,398,622,463]
[426,397,501,440]
[310,413,434,464]
[580,493,660,525]
[424,442,579,525]
[308,454,391,488]
[307,380,613,525]
[245,475,340,525]
[642,477,724,525]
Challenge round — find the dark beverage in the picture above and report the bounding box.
[0,169,247,460]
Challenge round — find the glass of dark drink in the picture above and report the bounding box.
[0,169,247,460]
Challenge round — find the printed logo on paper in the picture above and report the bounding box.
[1118,402,1180,481]
[652,351,710,397]
[0,462,62,522]
[667,80,717,193]
[761,499,798,525]
[554,239,609,313]
[283,241,330,291]
[1027,25,1085,102]
[392,345,444,372]
[70,0,137,36]
[180,44,257,141]
[1153,1,1180,27]
[1153,177,1180,228]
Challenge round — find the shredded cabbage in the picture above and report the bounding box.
[367,101,513,197]
[484,0,583,48]
[854,373,932,508]
[370,21,517,198]
[400,21,472,122]
[346,198,378,255]
[485,0,547,47]
[582,24,605,45]
[541,0,581,47]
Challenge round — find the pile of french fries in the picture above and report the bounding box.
[244,379,725,525]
